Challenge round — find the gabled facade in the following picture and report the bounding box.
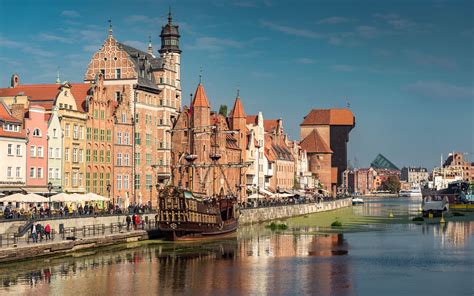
[47,106,63,190]
[0,100,27,194]
[24,105,48,190]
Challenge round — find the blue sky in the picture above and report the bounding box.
[0,0,473,169]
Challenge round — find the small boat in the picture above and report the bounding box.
[352,197,364,205]
[399,186,422,198]
[422,195,449,217]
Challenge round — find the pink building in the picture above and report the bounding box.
[24,105,48,191]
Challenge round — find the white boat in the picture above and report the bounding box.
[352,197,364,205]
[422,195,449,216]
[399,186,422,198]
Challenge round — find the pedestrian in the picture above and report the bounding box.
[132,214,136,230]
[31,223,38,243]
[36,222,44,242]
[44,223,51,240]
[126,215,131,230]
[135,215,140,230]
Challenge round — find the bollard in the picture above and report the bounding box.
[428,212,433,219]
[110,223,114,234]
[388,210,394,218]
[83,226,86,237]
[73,227,76,238]
[440,213,446,224]
[102,224,105,235]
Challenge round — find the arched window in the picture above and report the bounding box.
[32,128,41,137]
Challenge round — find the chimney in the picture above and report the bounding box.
[11,104,25,124]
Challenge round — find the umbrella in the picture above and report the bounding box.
[84,192,109,201]
[0,193,26,203]
[24,193,49,203]
[50,192,72,203]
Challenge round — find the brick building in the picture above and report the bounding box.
[300,109,355,194]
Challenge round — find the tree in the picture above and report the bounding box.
[218,105,228,117]
[382,175,401,193]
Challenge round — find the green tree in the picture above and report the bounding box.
[218,105,228,117]
[382,176,401,193]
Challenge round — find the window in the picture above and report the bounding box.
[146,174,152,187]
[115,69,121,79]
[73,125,78,139]
[15,167,20,178]
[124,153,129,166]
[146,133,151,146]
[87,127,91,140]
[135,153,140,165]
[100,110,105,119]
[146,153,151,165]
[92,173,97,192]
[79,149,83,162]
[117,175,122,190]
[124,133,130,145]
[79,126,84,139]
[86,172,90,192]
[49,147,53,158]
[115,91,121,101]
[55,148,60,158]
[16,145,21,156]
[37,146,43,158]
[93,150,98,162]
[53,128,58,138]
[134,174,141,189]
[30,145,36,157]
[37,168,43,179]
[121,113,126,123]
[7,144,13,156]
[55,169,60,179]
[93,128,98,141]
[49,168,53,179]
[73,148,78,162]
[30,167,36,178]
[94,110,98,119]
[106,150,111,163]
[135,132,141,144]
[100,150,104,162]
[100,69,105,76]
[7,167,12,178]
[65,173,69,186]
[65,148,70,161]
[72,171,78,187]
[65,124,70,137]
[123,175,129,190]
[32,128,41,136]
[100,129,105,142]
[117,153,122,166]
[117,132,122,144]
[79,173,83,187]
[86,149,91,162]
[106,130,111,142]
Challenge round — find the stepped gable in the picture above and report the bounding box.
[300,129,332,153]
[264,119,278,132]
[301,108,354,126]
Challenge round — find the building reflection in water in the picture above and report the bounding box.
[0,230,352,295]
[430,220,474,248]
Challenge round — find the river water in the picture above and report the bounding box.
[0,197,473,296]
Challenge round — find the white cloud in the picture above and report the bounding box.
[61,10,80,18]
[402,81,473,100]
[38,33,73,44]
[331,64,356,72]
[295,57,316,64]
[260,20,323,39]
[0,36,54,57]
[317,16,351,25]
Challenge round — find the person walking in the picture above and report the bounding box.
[31,223,38,243]
[132,214,136,230]
[44,223,51,240]
[126,215,131,230]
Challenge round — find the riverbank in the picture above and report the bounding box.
[0,230,149,264]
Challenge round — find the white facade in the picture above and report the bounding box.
[47,106,63,190]
[246,112,269,192]
[0,136,27,191]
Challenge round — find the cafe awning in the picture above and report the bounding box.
[21,187,57,195]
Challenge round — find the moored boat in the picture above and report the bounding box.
[352,197,364,205]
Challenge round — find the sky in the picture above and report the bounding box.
[0,0,473,169]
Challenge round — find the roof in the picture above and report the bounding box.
[264,134,294,162]
[0,100,21,123]
[118,42,163,91]
[264,119,278,132]
[300,129,332,153]
[191,83,210,108]
[0,84,60,102]
[70,83,92,112]
[301,109,354,126]
[371,154,399,171]
[246,115,257,125]
[229,96,246,118]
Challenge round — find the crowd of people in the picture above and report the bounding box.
[29,222,52,243]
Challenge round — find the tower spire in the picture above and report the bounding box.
[56,66,61,84]
[168,6,172,24]
[147,35,153,55]
[108,19,113,36]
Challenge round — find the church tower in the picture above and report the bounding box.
[229,92,247,154]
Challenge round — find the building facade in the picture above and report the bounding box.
[401,167,429,186]
[24,105,48,191]
[47,106,63,191]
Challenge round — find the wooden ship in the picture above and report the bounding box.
[158,87,251,240]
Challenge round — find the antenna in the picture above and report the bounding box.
[199,67,203,84]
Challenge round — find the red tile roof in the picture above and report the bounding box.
[0,84,61,101]
[264,119,278,132]
[300,129,333,153]
[301,109,354,126]
[70,83,92,112]
[0,100,21,123]
[191,83,210,108]
[246,115,257,125]
[229,96,246,118]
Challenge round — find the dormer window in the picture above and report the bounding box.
[32,128,41,137]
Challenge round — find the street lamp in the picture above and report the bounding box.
[155,183,160,210]
[47,182,53,215]
[107,183,111,209]
[149,184,153,209]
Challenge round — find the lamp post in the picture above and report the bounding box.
[47,182,53,215]
[107,183,111,210]
[155,183,160,211]
[149,184,153,210]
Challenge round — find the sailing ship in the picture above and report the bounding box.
[157,97,251,240]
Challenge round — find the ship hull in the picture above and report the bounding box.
[159,219,238,241]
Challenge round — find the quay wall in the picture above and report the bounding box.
[0,214,157,235]
[0,231,149,264]
[239,198,352,225]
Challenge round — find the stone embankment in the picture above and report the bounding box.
[240,198,351,225]
[0,230,148,263]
